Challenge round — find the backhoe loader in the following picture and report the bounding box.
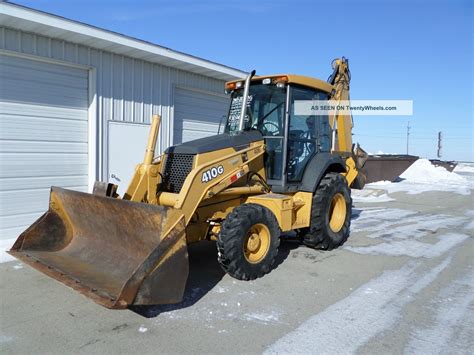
[9,57,367,309]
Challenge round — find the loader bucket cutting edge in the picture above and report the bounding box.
[8,187,189,309]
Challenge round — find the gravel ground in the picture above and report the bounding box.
[1,182,473,354]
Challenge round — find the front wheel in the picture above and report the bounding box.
[301,172,352,250]
[217,203,280,280]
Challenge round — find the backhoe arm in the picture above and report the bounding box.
[328,57,368,188]
[328,57,353,153]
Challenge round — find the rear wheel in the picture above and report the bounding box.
[217,203,280,280]
[301,172,352,250]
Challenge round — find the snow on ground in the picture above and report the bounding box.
[150,283,284,329]
[465,220,474,230]
[362,159,472,196]
[266,176,471,354]
[350,208,467,240]
[268,183,472,354]
[348,205,469,258]
[346,233,468,258]
[265,258,454,354]
[351,189,395,203]
[404,271,474,354]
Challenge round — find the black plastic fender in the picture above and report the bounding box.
[296,153,346,193]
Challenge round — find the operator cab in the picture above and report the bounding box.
[224,75,333,189]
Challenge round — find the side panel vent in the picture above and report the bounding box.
[161,154,195,193]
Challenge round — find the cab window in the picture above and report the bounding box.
[226,84,286,181]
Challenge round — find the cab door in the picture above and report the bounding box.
[256,88,288,186]
[286,86,330,183]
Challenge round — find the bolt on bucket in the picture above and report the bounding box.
[8,187,189,309]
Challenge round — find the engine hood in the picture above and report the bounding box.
[165,130,263,155]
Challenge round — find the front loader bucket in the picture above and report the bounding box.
[8,187,188,309]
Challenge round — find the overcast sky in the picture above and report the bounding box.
[13,0,473,161]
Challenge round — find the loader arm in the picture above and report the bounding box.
[123,115,162,203]
[123,115,266,224]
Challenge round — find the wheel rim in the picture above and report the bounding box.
[329,193,346,233]
[244,223,271,264]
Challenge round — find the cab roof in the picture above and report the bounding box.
[226,74,334,93]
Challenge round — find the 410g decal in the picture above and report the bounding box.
[201,165,224,183]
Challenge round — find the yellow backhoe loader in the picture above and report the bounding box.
[9,57,367,309]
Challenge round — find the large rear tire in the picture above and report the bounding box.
[217,203,280,280]
[301,172,352,250]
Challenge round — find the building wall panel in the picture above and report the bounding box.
[0,53,89,241]
[0,26,230,179]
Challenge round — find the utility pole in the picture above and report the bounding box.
[406,121,410,155]
[437,131,442,158]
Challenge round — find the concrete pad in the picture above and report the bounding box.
[1,189,473,354]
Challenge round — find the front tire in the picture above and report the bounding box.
[301,172,352,250]
[217,203,280,280]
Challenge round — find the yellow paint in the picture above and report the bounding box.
[246,194,294,231]
[123,114,162,203]
[174,141,265,224]
[244,223,271,263]
[289,192,312,229]
[329,193,346,232]
[342,157,358,187]
[329,58,353,153]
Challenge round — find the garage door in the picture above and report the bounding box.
[0,54,89,244]
[173,87,229,144]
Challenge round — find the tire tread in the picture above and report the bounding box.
[217,203,280,280]
[302,173,352,250]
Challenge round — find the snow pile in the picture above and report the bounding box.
[454,163,474,173]
[365,159,471,195]
[399,159,466,184]
[367,150,395,156]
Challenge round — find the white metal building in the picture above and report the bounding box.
[0,2,245,245]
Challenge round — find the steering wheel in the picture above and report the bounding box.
[261,121,280,136]
[289,131,316,158]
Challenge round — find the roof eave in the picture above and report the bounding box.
[0,2,247,81]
